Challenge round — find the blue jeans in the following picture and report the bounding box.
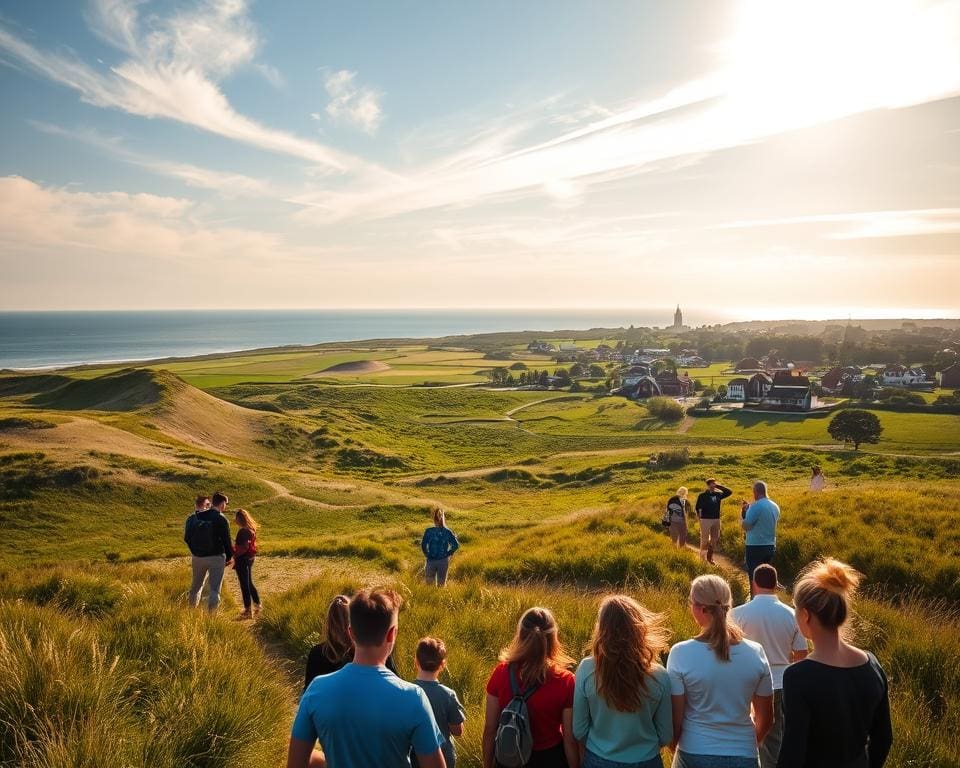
[583,749,663,768]
[744,545,776,581]
[425,557,450,586]
[672,751,758,768]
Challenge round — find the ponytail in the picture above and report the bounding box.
[690,575,741,662]
[500,606,574,685]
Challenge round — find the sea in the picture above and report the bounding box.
[0,309,717,370]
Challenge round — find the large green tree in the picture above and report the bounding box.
[828,409,883,450]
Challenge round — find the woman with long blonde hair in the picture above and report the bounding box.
[573,595,673,767]
[667,575,773,768]
[482,607,579,768]
[778,558,891,768]
[232,508,261,619]
[421,506,460,586]
[665,487,692,548]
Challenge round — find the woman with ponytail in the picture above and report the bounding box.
[777,558,892,768]
[483,607,579,768]
[667,575,774,768]
[573,595,673,767]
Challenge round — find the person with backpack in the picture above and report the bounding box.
[663,487,692,548]
[185,491,234,612]
[482,607,579,768]
[421,507,460,587]
[667,575,774,768]
[573,595,672,768]
[232,508,261,619]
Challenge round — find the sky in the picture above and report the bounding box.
[1,0,959,318]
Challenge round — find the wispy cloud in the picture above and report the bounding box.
[0,0,357,171]
[29,120,274,197]
[322,69,383,135]
[715,208,960,239]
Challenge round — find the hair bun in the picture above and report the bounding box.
[816,558,861,596]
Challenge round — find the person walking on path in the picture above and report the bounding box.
[731,565,809,768]
[185,491,233,612]
[695,479,732,564]
[665,488,692,549]
[421,507,460,586]
[667,574,774,768]
[412,637,467,768]
[232,508,261,619]
[288,589,446,768]
[808,467,826,492]
[741,482,780,594]
[777,559,892,768]
[573,595,673,768]
[483,607,579,768]
[304,594,397,690]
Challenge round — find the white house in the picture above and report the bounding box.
[881,365,930,387]
[726,377,748,402]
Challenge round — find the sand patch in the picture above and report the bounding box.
[316,360,391,375]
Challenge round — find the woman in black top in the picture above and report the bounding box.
[233,508,261,618]
[304,594,396,690]
[778,558,892,768]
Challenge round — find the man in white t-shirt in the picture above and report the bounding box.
[731,564,809,768]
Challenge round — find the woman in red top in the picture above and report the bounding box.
[233,508,261,618]
[483,606,579,768]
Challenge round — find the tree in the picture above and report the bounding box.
[588,364,605,378]
[717,384,728,399]
[828,409,883,450]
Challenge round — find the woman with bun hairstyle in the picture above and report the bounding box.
[667,575,774,768]
[483,607,579,768]
[573,595,673,767]
[777,559,892,768]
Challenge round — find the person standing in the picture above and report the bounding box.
[483,607,579,768]
[667,575,774,768]
[185,491,233,612]
[573,595,672,768]
[666,487,692,549]
[412,637,467,768]
[741,481,780,593]
[731,565,809,768]
[695,479,732,564]
[288,589,446,768]
[809,467,826,492]
[304,594,397,690]
[777,558,892,768]
[233,508,261,619]
[421,507,460,587]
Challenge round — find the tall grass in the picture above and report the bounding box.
[0,566,293,768]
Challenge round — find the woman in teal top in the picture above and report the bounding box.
[421,507,459,586]
[573,595,673,768]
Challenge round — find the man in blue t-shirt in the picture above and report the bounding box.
[741,481,781,596]
[287,589,445,768]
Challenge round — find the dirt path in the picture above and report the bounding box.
[255,477,364,511]
[677,415,695,433]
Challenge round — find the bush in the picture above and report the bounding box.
[650,447,690,468]
[646,397,685,422]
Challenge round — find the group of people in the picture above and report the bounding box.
[183,492,261,617]
[287,558,891,768]
[663,479,782,587]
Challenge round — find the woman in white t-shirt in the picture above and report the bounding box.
[667,575,774,768]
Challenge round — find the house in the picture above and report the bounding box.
[820,366,863,395]
[726,377,748,401]
[735,357,762,372]
[621,364,652,388]
[677,354,708,367]
[527,340,555,354]
[759,381,818,411]
[632,376,662,399]
[881,365,930,387]
[656,370,694,397]
[938,363,960,388]
[746,372,773,400]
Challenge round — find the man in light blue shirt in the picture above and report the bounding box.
[741,481,780,596]
[287,589,445,768]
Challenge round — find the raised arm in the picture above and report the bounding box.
[717,485,733,499]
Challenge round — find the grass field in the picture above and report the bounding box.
[1,350,959,767]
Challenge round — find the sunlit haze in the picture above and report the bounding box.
[1,0,959,317]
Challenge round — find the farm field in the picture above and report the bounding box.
[1,341,959,768]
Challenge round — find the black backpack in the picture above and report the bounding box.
[187,512,219,556]
[494,664,540,767]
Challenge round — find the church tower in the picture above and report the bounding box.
[674,305,683,329]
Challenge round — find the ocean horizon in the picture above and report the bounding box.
[0,308,715,370]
